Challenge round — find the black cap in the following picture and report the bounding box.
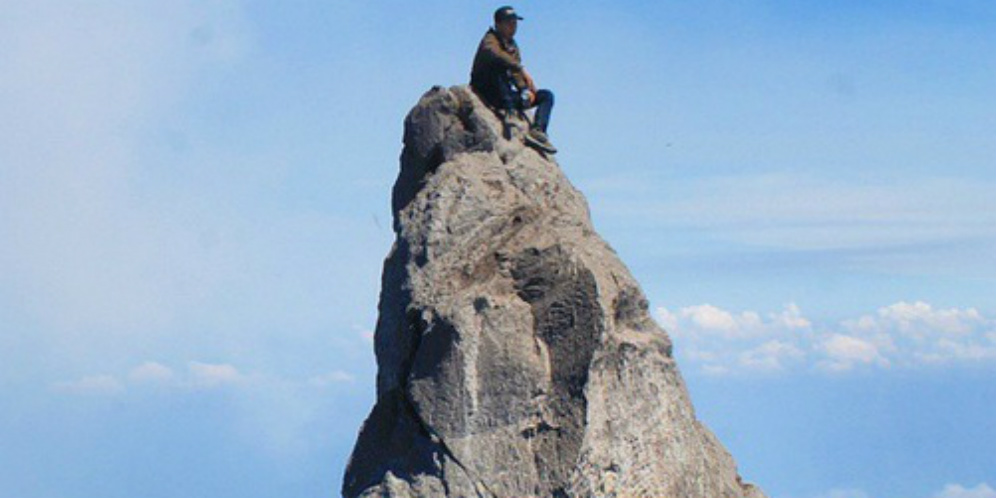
[494,6,523,23]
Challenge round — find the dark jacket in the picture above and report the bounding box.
[470,28,527,108]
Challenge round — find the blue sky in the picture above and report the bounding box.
[1,1,993,498]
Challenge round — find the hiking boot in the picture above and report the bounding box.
[525,128,557,154]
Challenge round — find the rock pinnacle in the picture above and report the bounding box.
[342,86,766,498]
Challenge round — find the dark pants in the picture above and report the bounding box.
[531,89,554,133]
[498,73,555,133]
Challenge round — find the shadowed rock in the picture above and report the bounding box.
[342,85,766,498]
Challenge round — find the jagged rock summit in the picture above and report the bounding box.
[343,86,765,498]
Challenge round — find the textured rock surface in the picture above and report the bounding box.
[343,85,766,498]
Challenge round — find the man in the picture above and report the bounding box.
[470,6,557,154]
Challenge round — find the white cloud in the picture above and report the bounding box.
[53,360,361,458]
[771,303,812,330]
[656,307,679,332]
[813,489,871,498]
[128,361,175,384]
[656,303,812,374]
[933,483,996,498]
[605,174,996,254]
[308,371,356,387]
[53,374,125,395]
[660,301,996,375]
[817,334,889,372]
[69,361,358,393]
[842,301,996,368]
[665,304,776,340]
[873,301,983,337]
[700,364,731,376]
[188,361,244,388]
[739,340,805,372]
[682,304,740,332]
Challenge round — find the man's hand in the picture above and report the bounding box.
[522,68,538,94]
[524,89,536,106]
[520,68,538,106]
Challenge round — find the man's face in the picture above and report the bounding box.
[496,18,517,39]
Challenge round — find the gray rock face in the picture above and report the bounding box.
[343,86,765,498]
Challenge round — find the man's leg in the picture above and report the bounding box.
[531,89,554,133]
[498,73,519,116]
[524,89,557,154]
[497,72,519,138]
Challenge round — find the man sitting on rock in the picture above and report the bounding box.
[470,6,557,154]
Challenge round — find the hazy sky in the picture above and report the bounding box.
[1,2,994,498]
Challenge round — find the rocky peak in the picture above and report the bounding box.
[342,85,765,498]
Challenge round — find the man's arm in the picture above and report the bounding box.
[521,68,538,105]
[478,33,522,71]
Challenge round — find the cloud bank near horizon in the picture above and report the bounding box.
[657,301,996,375]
